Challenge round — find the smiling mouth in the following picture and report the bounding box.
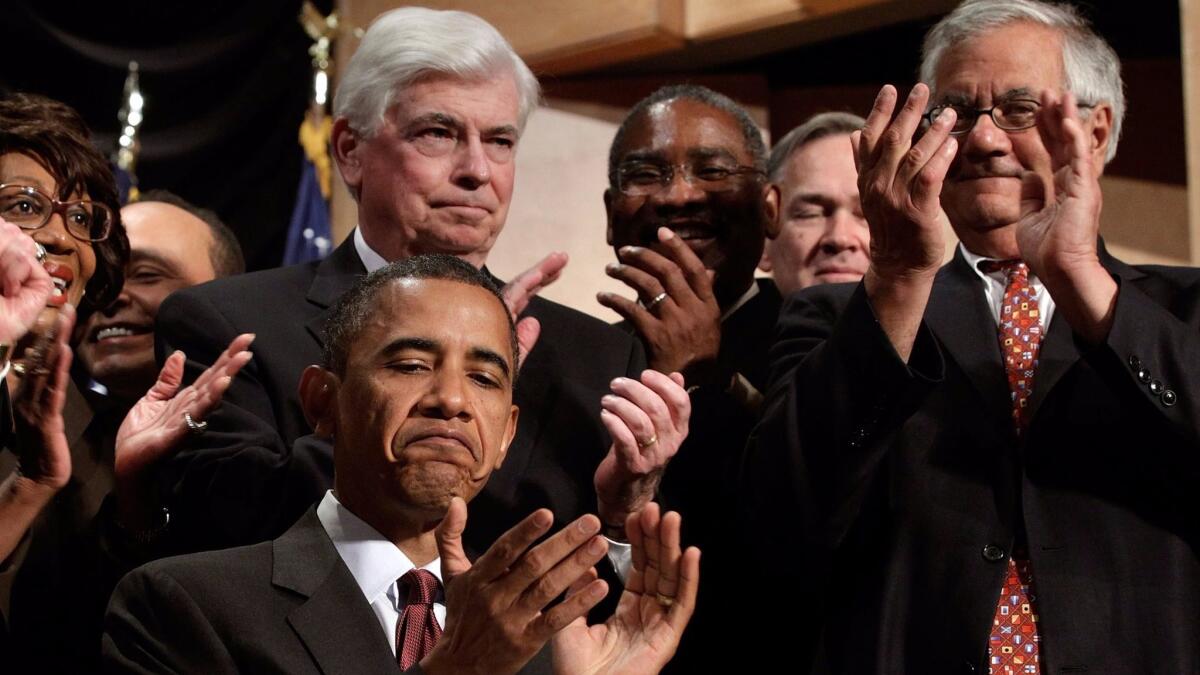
[93,325,152,342]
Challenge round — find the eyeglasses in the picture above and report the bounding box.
[0,184,114,242]
[616,161,765,197]
[923,99,1097,136]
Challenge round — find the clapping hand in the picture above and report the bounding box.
[502,251,568,367]
[551,502,700,675]
[0,219,53,346]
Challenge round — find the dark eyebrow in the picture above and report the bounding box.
[687,147,739,164]
[469,347,511,380]
[379,336,439,360]
[619,151,667,165]
[377,337,511,380]
[131,248,184,269]
[939,88,1037,107]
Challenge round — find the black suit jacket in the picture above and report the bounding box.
[155,237,646,553]
[103,509,551,674]
[742,248,1200,673]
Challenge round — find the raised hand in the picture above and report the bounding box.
[850,84,959,360]
[1015,89,1115,343]
[551,503,700,675]
[597,228,721,378]
[1016,90,1104,282]
[11,304,76,492]
[0,219,54,345]
[593,370,690,537]
[851,83,958,280]
[113,333,254,530]
[502,251,568,366]
[425,498,611,675]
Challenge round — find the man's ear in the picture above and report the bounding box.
[762,182,781,239]
[493,405,519,470]
[331,117,364,195]
[1085,102,1114,175]
[299,365,340,438]
[603,188,614,245]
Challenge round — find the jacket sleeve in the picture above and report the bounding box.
[154,290,330,552]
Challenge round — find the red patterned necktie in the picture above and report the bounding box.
[396,569,443,671]
[982,260,1042,675]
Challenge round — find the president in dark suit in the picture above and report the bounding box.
[743,1,1200,672]
[105,255,699,674]
[154,7,652,557]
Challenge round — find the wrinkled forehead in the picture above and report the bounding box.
[931,22,1066,105]
[618,99,750,163]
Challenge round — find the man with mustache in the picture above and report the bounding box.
[743,0,1200,671]
[105,255,698,674]
[760,111,870,295]
[599,84,780,671]
[154,8,655,566]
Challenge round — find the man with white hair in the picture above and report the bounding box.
[743,0,1200,672]
[155,8,657,566]
[760,111,870,296]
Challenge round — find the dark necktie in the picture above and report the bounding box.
[395,569,443,671]
[981,260,1043,675]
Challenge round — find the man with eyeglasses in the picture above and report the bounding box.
[743,0,1200,672]
[599,84,780,672]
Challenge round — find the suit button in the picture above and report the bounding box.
[1162,389,1178,407]
[1149,380,1165,395]
[982,544,1007,562]
[1137,369,1152,383]
[1128,355,1142,370]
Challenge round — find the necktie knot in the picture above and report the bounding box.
[401,569,440,606]
[979,259,1027,281]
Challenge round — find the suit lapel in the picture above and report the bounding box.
[925,252,1015,439]
[276,511,400,675]
[304,236,368,347]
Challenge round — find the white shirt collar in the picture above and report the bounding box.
[316,490,442,608]
[958,242,1042,285]
[721,281,760,322]
[353,228,389,274]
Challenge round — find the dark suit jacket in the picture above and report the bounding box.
[155,237,646,554]
[742,248,1200,673]
[103,509,551,674]
[0,377,140,673]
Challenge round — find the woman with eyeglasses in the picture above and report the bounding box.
[0,93,251,672]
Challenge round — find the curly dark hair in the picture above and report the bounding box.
[0,92,129,312]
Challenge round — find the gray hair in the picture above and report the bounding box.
[919,0,1125,163]
[608,84,768,189]
[768,111,866,182]
[333,7,541,137]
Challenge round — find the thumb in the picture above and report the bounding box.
[516,316,541,369]
[147,351,186,401]
[436,497,472,581]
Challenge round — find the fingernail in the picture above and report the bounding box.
[611,377,627,387]
[578,517,599,534]
[658,227,674,240]
[605,263,620,273]
[620,246,639,256]
[587,537,606,554]
[534,510,552,527]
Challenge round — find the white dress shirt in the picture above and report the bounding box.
[959,243,1057,328]
[316,491,446,656]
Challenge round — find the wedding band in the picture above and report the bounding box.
[637,434,658,449]
[34,242,47,263]
[184,412,208,435]
[642,292,668,310]
[655,592,674,608]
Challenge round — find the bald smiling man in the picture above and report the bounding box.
[77,191,244,402]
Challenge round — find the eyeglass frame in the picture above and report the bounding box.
[0,183,115,242]
[921,98,1095,136]
[615,160,766,197]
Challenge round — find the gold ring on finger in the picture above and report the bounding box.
[655,592,675,608]
[637,434,658,449]
[641,292,668,310]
